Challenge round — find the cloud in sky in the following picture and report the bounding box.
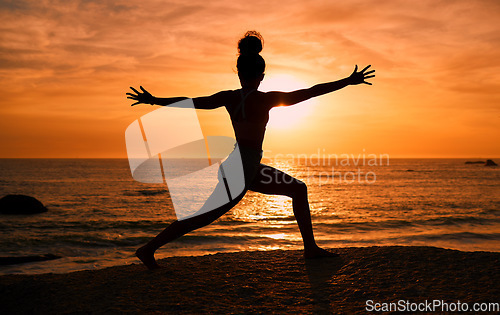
[0,0,499,157]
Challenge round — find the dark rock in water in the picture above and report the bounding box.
[485,159,498,166]
[0,194,48,214]
[0,254,61,265]
[465,161,484,164]
[138,189,166,196]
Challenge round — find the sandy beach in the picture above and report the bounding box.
[1,246,499,314]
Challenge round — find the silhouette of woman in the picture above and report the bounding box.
[127,31,375,269]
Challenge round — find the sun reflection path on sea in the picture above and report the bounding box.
[233,194,294,223]
[232,159,298,219]
[227,159,308,248]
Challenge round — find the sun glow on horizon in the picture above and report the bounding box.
[260,75,317,129]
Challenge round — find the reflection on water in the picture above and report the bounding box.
[262,233,286,240]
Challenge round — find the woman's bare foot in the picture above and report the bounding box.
[136,246,161,270]
[304,246,340,259]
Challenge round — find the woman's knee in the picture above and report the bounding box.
[290,179,307,198]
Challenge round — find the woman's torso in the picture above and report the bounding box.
[225,89,270,151]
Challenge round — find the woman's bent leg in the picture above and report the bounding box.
[249,164,338,259]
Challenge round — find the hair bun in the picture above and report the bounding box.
[238,30,263,55]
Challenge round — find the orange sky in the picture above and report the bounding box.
[1,0,499,158]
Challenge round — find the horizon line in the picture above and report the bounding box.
[0,156,499,160]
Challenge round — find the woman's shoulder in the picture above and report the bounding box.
[254,90,279,110]
[212,89,240,110]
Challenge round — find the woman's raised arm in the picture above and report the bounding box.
[127,86,231,109]
[192,90,233,109]
[266,65,375,107]
[126,86,187,106]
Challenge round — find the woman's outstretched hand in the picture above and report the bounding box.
[127,86,155,106]
[348,65,375,85]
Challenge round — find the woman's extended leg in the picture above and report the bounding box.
[136,182,246,269]
[249,164,338,259]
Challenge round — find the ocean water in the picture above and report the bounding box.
[0,158,499,275]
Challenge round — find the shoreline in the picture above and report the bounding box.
[1,246,499,313]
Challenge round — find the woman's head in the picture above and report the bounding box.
[237,31,265,86]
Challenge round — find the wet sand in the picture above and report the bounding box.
[1,246,499,314]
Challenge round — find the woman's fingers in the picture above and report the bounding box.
[348,64,375,85]
[128,86,151,106]
[361,65,371,73]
